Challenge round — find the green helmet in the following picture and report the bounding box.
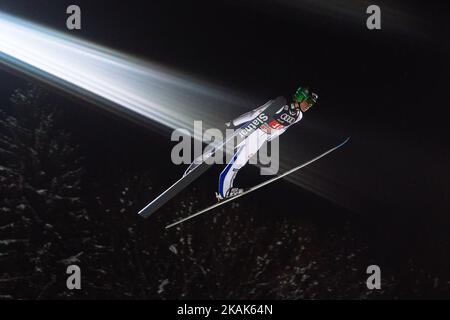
[294,86,318,108]
[294,86,310,103]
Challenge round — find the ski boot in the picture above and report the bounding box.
[215,188,244,202]
[226,188,244,199]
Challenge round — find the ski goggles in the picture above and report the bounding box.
[299,93,318,108]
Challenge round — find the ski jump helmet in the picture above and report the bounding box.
[294,86,318,109]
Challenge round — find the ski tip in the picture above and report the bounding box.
[338,136,351,147]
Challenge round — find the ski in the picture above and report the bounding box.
[138,97,286,218]
[165,137,350,229]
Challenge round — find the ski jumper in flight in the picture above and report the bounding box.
[217,86,318,201]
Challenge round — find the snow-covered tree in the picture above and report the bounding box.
[0,85,85,299]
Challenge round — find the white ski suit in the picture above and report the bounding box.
[218,100,303,198]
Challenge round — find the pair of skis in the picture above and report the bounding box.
[139,134,350,229]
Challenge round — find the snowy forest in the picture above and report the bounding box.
[1,84,449,299]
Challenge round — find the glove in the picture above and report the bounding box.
[225,121,232,128]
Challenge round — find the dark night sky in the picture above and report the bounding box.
[0,0,449,219]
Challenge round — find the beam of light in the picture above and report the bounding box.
[0,11,355,213]
[0,11,252,140]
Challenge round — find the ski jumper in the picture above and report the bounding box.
[218,99,303,198]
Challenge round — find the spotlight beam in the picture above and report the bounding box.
[0,11,251,140]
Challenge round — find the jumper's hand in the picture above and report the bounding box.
[225,121,232,128]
